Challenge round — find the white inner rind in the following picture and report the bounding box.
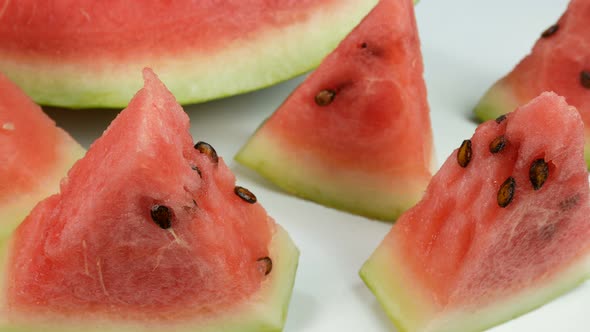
[0,139,84,239]
[0,225,299,332]
[0,1,378,108]
[360,241,590,332]
[236,130,430,221]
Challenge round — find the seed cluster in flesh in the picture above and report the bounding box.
[457,117,551,208]
[146,142,268,277]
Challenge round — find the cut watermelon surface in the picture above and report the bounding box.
[473,0,590,167]
[0,69,299,332]
[235,0,433,221]
[361,92,590,332]
[0,0,378,108]
[0,72,84,239]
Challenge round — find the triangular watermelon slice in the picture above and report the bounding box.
[0,72,84,238]
[473,0,590,167]
[0,0,379,108]
[235,0,433,221]
[0,69,299,332]
[361,92,590,332]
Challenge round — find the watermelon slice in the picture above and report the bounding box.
[235,0,433,221]
[361,92,590,332]
[473,0,590,167]
[0,0,379,108]
[0,69,299,332]
[0,72,84,238]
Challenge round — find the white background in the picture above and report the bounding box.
[46,0,588,331]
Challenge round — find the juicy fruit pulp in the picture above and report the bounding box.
[0,69,299,332]
[0,72,84,238]
[0,0,378,108]
[236,0,433,221]
[362,92,590,332]
[473,0,590,167]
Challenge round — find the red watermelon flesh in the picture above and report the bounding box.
[235,0,433,221]
[473,0,590,167]
[0,0,379,107]
[0,72,84,238]
[0,69,299,331]
[362,92,590,332]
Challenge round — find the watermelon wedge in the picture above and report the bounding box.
[0,0,379,108]
[0,69,299,332]
[473,0,590,167]
[235,0,433,221]
[361,92,590,332]
[0,72,84,238]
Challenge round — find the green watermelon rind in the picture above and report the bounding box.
[0,1,379,109]
[360,242,590,332]
[235,132,427,221]
[0,139,85,240]
[0,225,299,332]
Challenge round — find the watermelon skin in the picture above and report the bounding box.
[473,0,590,168]
[235,0,433,221]
[0,1,378,108]
[0,72,84,238]
[0,69,299,332]
[361,92,590,332]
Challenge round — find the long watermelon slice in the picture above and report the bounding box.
[235,0,433,221]
[473,0,590,167]
[0,0,378,108]
[361,92,590,332]
[0,69,299,332]
[0,72,84,238]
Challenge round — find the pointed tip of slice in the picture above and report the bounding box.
[140,67,169,95]
[122,68,190,136]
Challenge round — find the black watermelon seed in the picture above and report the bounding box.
[360,42,368,49]
[151,205,172,229]
[234,186,257,204]
[581,71,590,89]
[529,159,549,190]
[257,257,273,276]
[315,89,336,106]
[489,135,507,154]
[495,114,507,124]
[457,140,472,168]
[541,24,559,38]
[194,142,218,164]
[191,165,202,178]
[497,177,516,208]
